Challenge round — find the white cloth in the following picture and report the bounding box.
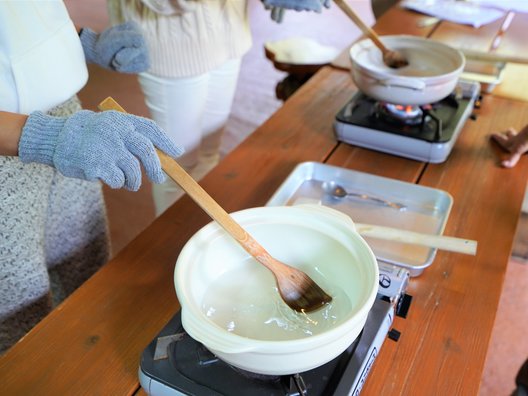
[139,58,242,215]
[0,0,88,114]
[400,0,504,28]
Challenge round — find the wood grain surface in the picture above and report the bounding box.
[1,5,528,396]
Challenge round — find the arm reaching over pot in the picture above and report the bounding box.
[0,109,184,191]
[262,0,331,23]
[79,21,150,73]
[334,0,408,68]
[490,124,528,168]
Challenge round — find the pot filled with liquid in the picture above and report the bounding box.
[349,35,465,105]
[174,204,379,375]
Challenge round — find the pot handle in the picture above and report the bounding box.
[378,77,426,91]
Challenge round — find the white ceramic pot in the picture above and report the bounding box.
[174,204,379,375]
[349,35,465,105]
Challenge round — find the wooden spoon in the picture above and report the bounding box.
[334,0,408,68]
[98,97,332,313]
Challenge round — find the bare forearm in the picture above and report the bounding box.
[0,111,28,156]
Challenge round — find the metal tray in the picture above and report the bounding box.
[266,162,453,276]
[460,59,505,93]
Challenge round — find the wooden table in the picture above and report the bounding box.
[2,4,528,395]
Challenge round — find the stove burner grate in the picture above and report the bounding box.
[378,103,424,125]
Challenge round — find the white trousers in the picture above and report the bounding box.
[138,58,242,215]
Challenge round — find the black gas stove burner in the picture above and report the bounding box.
[141,315,361,396]
[377,102,424,126]
[336,92,468,144]
[139,299,394,396]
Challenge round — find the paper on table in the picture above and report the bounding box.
[474,0,528,13]
[401,0,505,28]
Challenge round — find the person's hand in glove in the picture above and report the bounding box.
[18,110,184,191]
[79,21,150,73]
[262,0,331,22]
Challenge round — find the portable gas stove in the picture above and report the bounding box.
[334,80,481,163]
[139,262,411,396]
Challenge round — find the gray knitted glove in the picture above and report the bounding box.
[262,0,331,22]
[19,110,184,191]
[79,21,150,73]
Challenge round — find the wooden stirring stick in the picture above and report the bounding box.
[460,48,528,65]
[354,223,477,255]
[98,97,332,313]
[334,0,408,68]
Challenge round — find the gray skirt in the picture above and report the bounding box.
[0,97,110,354]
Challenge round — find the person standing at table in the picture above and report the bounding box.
[107,0,330,215]
[0,1,183,354]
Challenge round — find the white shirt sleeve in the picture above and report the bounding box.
[0,1,88,114]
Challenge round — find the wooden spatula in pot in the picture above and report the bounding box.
[98,97,332,313]
[334,0,408,68]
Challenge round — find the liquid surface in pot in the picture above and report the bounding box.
[352,36,464,80]
[362,47,458,77]
[200,237,359,341]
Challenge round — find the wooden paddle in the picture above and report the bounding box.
[98,97,332,313]
[334,0,408,68]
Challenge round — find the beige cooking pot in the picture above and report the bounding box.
[349,35,465,105]
[174,204,379,375]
